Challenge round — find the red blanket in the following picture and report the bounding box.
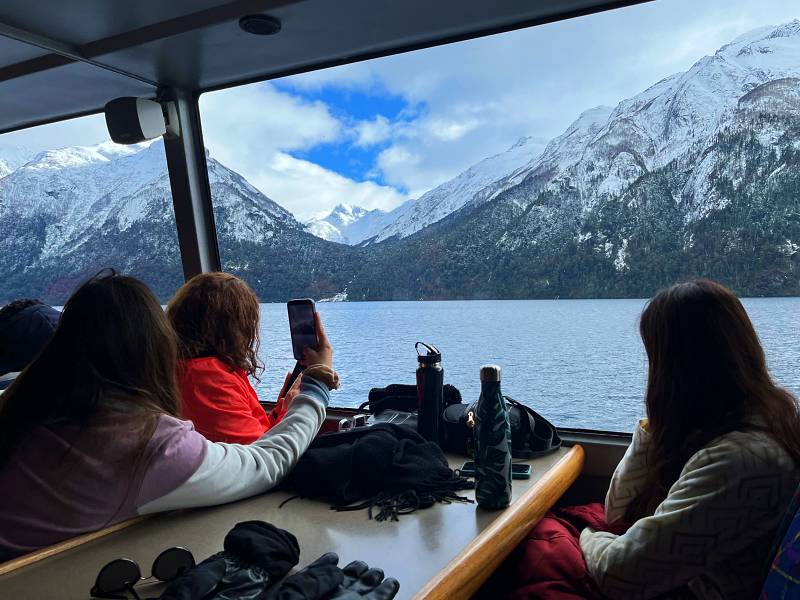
[476,503,628,600]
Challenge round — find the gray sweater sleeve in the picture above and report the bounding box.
[137,376,329,514]
[604,419,651,525]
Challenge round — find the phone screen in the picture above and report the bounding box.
[288,300,318,361]
[460,461,532,479]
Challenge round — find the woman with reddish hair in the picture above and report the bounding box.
[167,272,305,444]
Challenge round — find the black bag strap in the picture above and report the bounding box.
[505,396,562,458]
[364,384,463,414]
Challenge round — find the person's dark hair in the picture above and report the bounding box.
[0,299,42,324]
[624,279,800,522]
[0,271,180,466]
[167,272,262,379]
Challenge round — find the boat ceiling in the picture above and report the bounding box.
[0,0,649,134]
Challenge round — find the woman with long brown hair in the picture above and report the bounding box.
[0,271,334,561]
[581,279,800,599]
[167,272,292,444]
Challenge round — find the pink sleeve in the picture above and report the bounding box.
[137,415,208,509]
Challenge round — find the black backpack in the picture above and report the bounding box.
[364,384,561,458]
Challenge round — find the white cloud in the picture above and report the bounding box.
[353,115,392,147]
[201,83,414,218]
[425,117,481,142]
[200,82,341,171]
[244,152,409,220]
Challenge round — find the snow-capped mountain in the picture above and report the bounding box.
[305,202,411,245]
[1,139,353,302]
[342,204,409,245]
[491,20,800,216]
[347,20,800,299]
[367,135,549,243]
[305,204,366,243]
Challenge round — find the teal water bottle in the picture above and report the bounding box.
[474,364,512,509]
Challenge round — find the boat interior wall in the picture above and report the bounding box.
[0,0,652,134]
[557,431,630,505]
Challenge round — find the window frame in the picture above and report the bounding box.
[3,0,659,433]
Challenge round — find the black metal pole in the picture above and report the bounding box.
[161,88,221,279]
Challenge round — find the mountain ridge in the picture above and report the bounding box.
[304,203,397,245]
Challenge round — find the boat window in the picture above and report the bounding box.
[0,114,183,305]
[197,0,800,428]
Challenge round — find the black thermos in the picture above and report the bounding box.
[416,342,443,443]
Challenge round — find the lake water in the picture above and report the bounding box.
[254,298,800,432]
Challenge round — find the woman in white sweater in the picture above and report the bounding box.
[580,279,800,600]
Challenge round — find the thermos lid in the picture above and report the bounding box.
[480,364,502,382]
[416,341,441,366]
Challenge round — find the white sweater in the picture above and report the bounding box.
[138,379,328,514]
[580,421,799,599]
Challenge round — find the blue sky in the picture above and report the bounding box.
[2,0,799,220]
[277,84,412,189]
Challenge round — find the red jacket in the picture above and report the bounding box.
[477,503,628,600]
[178,357,286,444]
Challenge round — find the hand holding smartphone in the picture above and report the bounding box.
[287,299,319,362]
[280,299,333,398]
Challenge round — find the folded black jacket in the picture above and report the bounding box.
[284,423,473,521]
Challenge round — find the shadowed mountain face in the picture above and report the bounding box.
[2,22,799,303]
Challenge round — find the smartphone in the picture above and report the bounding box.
[278,299,320,400]
[287,298,318,361]
[459,461,532,480]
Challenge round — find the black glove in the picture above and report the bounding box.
[331,561,400,600]
[160,521,300,600]
[267,552,343,600]
[267,554,399,600]
[158,557,227,600]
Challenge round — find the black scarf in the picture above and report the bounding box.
[283,424,474,521]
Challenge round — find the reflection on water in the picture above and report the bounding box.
[254,298,800,432]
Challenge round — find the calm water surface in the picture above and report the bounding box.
[254,298,800,432]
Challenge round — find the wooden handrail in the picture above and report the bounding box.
[0,516,148,576]
[413,444,585,600]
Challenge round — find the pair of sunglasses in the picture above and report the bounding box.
[90,547,195,600]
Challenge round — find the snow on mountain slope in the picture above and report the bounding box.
[324,203,369,228]
[494,19,800,215]
[305,202,401,245]
[0,138,303,267]
[307,204,368,243]
[491,106,614,199]
[206,152,299,243]
[343,205,406,245]
[369,135,549,243]
[306,218,346,243]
